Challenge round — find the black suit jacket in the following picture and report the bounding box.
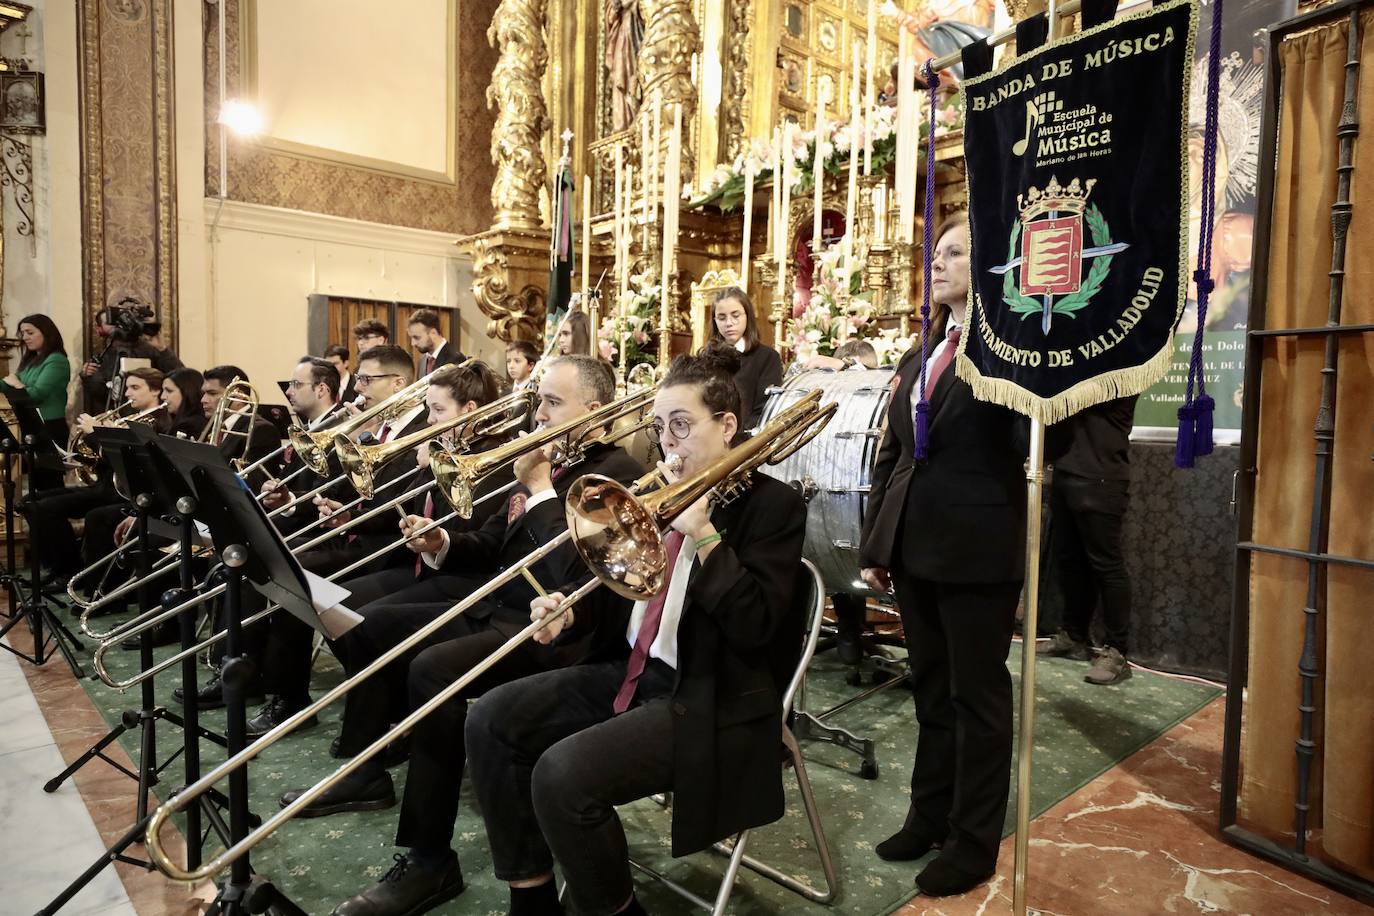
[570,472,808,855]
[436,442,643,614]
[417,341,464,377]
[338,411,433,562]
[859,350,1030,584]
[732,344,784,431]
[216,413,282,491]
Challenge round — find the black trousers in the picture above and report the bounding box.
[467,660,676,916]
[395,615,571,854]
[893,572,1020,874]
[23,482,120,577]
[330,574,488,756]
[252,546,377,701]
[26,419,70,494]
[1050,471,1132,654]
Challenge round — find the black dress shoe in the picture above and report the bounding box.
[875,827,942,862]
[279,769,396,818]
[332,851,463,916]
[914,854,995,896]
[247,696,319,739]
[173,672,265,710]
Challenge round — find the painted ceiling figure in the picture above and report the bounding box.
[886,0,995,83]
[605,0,644,132]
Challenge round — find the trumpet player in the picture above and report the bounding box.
[278,356,644,911]
[463,345,807,916]
[25,367,165,586]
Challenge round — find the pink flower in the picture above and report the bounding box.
[792,300,806,318]
[937,106,960,127]
[599,340,615,360]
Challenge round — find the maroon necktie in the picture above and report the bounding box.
[923,326,963,400]
[424,355,435,375]
[613,530,687,714]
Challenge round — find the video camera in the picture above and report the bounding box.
[101,297,157,343]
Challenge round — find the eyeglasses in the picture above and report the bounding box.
[354,374,400,386]
[286,380,311,390]
[646,412,725,444]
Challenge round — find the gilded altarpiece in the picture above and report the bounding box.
[470,0,972,351]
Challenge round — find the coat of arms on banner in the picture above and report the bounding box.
[956,0,1197,425]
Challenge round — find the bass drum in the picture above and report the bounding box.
[757,366,895,596]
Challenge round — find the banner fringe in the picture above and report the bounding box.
[955,341,1174,426]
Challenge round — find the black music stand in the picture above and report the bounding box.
[0,414,86,675]
[5,387,63,494]
[183,455,312,915]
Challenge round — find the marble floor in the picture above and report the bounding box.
[4,611,1372,916]
[893,699,1373,916]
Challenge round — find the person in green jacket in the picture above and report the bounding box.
[1,314,72,491]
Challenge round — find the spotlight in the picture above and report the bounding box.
[218,99,264,137]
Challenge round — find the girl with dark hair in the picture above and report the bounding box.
[162,368,207,438]
[1,314,72,490]
[556,309,591,357]
[463,345,807,916]
[707,286,783,430]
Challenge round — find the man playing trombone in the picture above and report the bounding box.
[279,355,645,914]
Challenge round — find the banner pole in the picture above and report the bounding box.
[1013,417,1046,915]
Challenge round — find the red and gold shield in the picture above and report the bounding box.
[1019,215,1083,297]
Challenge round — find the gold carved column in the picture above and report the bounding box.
[463,0,554,342]
[639,0,699,186]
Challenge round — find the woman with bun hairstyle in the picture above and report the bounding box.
[463,343,807,916]
[707,287,783,431]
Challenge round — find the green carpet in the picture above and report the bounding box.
[74,614,1218,915]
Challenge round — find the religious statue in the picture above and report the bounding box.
[605,0,644,132]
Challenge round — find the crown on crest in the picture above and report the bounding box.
[1017,176,1096,222]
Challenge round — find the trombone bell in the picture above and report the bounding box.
[563,475,669,601]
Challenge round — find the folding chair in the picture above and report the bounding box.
[630,558,838,913]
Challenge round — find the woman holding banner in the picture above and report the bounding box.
[858,216,1026,898]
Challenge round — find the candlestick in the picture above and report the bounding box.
[865,1,877,176]
[846,43,860,272]
[779,123,792,299]
[872,181,888,243]
[660,104,683,365]
[741,161,754,281]
[769,126,781,262]
[652,93,663,220]
[895,28,911,245]
[615,147,628,302]
[581,177,591,303]
[813,92,826,257]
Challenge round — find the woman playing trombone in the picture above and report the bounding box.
[457,345,807,916]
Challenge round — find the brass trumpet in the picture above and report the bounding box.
[142,388,835,883]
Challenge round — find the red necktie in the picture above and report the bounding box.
[414,492,434,576]
[378,423,392,443]
[424,355,434,375]
[923,326,963,400]
[613,530,687,714]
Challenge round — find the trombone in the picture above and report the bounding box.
[86,385,655,682]
[143,388,834,882]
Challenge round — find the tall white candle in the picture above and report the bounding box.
[652,94,663,220]
[895,28,911,245]
[581,177,591,302]
[865,0,877,176]
[770,126,781,260]
[741,161,754,281]
[779,123,792,298]
[873,182,887,243]
[660,104,683,325]
[846,44,860,270]
[813,91,826,257]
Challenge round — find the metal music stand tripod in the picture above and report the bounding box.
[38,434,248,915]
[0,407,85,674]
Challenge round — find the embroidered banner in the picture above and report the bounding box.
[956,0,1198,424]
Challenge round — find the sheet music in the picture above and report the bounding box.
[302,569,363,639]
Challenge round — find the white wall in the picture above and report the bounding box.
[4,1,85,390]
[198,200,495,406]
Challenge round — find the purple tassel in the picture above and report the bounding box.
[1174,403,1197,469]
[914,401,931,462]
[1193,393,1215,457]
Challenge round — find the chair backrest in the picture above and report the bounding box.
[780,558,825,717]
[689,267,743,351]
